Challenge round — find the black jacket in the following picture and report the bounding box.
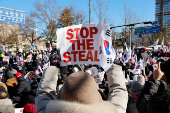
[136,79,167,113]
[17,76,31,95]
[126,97,139,113]
[25,81,39,104]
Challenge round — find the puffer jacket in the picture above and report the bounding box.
[35,64,128,113]
[136,79,167,113]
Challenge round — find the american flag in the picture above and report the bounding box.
[42,62,50,70]
[3,56,9,62]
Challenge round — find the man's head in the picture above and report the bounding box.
[141,47,146,53]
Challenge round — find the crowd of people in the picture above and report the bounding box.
[0,46,170,113]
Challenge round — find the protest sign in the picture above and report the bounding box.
[15,108,23,113]
[57,24,115,71]
[24,71,40,81]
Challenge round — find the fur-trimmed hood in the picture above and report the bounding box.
[46,100,121,113]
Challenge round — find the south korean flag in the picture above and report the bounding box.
[99,24,116,71]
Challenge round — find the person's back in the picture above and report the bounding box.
[36,65,128,113]
[15,72,31,107]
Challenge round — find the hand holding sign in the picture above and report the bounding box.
[57,24,115,71]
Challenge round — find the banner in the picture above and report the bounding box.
[57,24,115,71]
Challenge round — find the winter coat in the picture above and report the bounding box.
[126,97,139,113]
[0,99,15,113]
[16,75,31,106]
[136,79,167,113]
[35,65,128,113]
[26,81,39,104]
[17,75,31,95]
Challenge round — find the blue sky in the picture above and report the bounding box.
[0,0,155,32]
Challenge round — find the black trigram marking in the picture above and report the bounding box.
[99,46,103,55]
[105,30,110,37]
[107,58,112,64]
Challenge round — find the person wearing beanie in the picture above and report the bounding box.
[126,85,139,113]
[0,82,15,113]
[14,72,31,108]
[137,75,145,88]
[137,62,168,113]
[35,64,128,113]
[131,81,141,101]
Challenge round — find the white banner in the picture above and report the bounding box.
[57,24,115,71]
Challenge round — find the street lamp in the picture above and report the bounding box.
[31,28,37,48]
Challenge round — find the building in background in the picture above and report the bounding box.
[155,0,170,32]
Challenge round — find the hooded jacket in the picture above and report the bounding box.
[35,64,128,113]
[0,99,15,113]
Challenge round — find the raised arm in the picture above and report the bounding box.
[106,64,128,113]
[35,66,58,113]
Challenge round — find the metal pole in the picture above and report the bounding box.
[35,29,37,47]
[0,7,25,12]
[89,0,91,24]
[130,26,132,49]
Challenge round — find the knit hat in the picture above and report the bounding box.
[10,69,17,75]
[24,103,36,113]
[131,81,141,94]
[133,75,138,81]
[137,75,145,86]
[0,82,7,91]
[57,71,103,104]
[15,72,22,79]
